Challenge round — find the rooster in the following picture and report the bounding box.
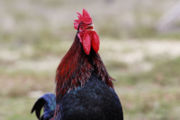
[31,9,123,120]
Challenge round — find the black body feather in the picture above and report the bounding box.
[54,73,123,120]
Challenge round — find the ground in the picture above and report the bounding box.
[0,39,180,120]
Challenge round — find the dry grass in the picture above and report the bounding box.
[1,39,180,120]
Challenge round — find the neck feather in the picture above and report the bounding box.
[56,35,113,100]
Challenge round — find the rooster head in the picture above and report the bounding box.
[74,9,100,55]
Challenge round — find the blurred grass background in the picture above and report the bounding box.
[0,0,180,120]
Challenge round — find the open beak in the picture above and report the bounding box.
[86,24,94,31]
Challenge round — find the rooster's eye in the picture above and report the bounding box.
[78,26,85,32]
[80,26,83,29]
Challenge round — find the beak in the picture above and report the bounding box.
[86,24,94,31]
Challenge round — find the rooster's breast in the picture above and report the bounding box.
[56,74,123,120]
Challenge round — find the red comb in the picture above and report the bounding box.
[74,9,92,30]
[74,9,99,55]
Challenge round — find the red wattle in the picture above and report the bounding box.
[82,31,91,55]
[91,31,100,53]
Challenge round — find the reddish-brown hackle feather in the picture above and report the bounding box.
[56,9,112,101]
[56,36,113,101]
